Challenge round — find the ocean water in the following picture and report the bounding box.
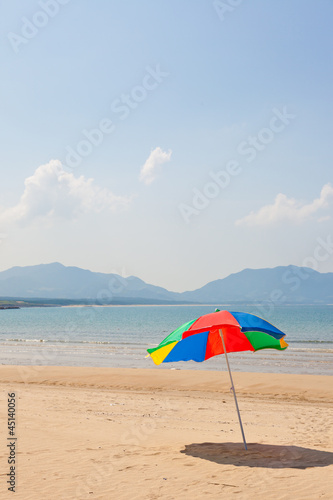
[0,304,332,375]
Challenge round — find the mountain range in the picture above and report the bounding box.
[0,262,332,305]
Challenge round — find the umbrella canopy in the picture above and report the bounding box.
[147,310,288,365]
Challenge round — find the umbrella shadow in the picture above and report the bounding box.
[181,442,333,469]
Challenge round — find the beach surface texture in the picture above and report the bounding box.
[1,366,332,499]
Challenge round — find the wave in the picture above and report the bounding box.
[288,340,333,344]
[2,338,332,346]
[1,338,144,346]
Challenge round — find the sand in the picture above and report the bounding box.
[0,366,332,499]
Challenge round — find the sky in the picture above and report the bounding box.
[0,0,332,292]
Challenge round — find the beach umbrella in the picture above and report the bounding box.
[147,309,288,450]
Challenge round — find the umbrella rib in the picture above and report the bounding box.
[219,328,248,451]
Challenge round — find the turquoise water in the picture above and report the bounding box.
[0,304,332,375]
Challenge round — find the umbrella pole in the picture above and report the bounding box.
[219,329,248,451]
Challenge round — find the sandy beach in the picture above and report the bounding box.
[1,366,332,499]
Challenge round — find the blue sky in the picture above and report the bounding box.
[0,0,332,291]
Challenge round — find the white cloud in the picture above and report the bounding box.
[236,183,333,227]
[0,160,130,226]
[139,147,172,185]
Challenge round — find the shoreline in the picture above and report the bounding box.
[2,302,332,308]
[0,341,332,376]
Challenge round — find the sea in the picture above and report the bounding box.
[0,304,332,375]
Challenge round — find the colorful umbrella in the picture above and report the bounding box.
[147,310,288,449]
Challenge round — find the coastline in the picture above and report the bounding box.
[0,340,332,376]
[2,302,332,309]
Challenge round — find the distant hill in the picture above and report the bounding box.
[0,263,332,304]
[0,263,181,303]
[181,266,333,304]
